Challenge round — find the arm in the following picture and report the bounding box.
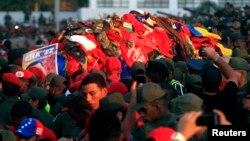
[203,47,238,86]
[122,81,138,141]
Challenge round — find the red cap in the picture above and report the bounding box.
[14,69,33,79]
[28,67,45,79]
[108,81,128,95]
[147,127,176,141]
[2,73,22,87]
[104,57,121,73]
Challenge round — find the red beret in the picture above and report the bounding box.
[147,126,176,141]
[104,57,121,73]
[28,67,45,79]
[14,69,33,79]
[108,81,128,95]
[2,73,22,87]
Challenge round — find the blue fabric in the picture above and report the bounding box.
[57,53,66,77]
[186,59,206,72]
[119,57,131,79]
[186,24,203,37]
[16,118,36,137]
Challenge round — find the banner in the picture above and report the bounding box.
[22,43,58,76]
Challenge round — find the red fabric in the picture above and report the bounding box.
[28,67,45,79]
[2,73,22,87]
[107,29,147,67]
[41,127,57,141]
[108,74,120,82]
[108,81,128,95]
[104,57,121,73]
[14,69,33,79]
[151,30,173,58]
[219,80,227,92]
[121,13,147,34]
[147,126,176,141]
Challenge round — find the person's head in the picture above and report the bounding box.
[11,100,33,127]
[28,67,46,87]
[230,32,246,48]
[68,95,93,129]
[16,118,56,141]
[8,48,28,66]
[44,73,57,90]
[146,59,169,84]
[81,73,108,110]
[103,57,121,82]
[1,73,22,97]
[23,86,49,109]
[130,82,169,122]
[229,57,249,88]
[185,74,203,95]
[1,39,12,51]
[88,111,122,141]
[131,61,146,84]
[14,69,35,93]
[201,63,222,94]
[244,5,250,16]
[232,19,241,30]
[98,92,127,121]
[49,75,68,96]
[0,129,16,141]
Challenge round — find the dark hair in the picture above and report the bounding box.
[69,96,93,128]
[201,63,222,93]
[146,61,169,84]
[81,73,107,88]
[2,81,21,97]
[11,100,33,119]
[88,111,121,141]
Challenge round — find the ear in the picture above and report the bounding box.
[102,87,108,97]
[116,111,123,121]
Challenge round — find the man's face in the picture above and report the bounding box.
[137,103,159,122]
[234,39,246,48]
[81,83,107,110]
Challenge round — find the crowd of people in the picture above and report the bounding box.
[0,2,250,141]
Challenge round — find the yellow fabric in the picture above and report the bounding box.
[194,27,221,40]
[216,43,232,56]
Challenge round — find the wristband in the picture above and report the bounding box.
[213,54,220,62]
[171,132,186,141]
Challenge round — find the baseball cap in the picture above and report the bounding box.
[28,67,45,79]
[99,92,126,112]
[229,57,249,71]
[169,93,203,117]
[131,61,146,78]
[201,62,222,93]
[230,32,246,42]
[146,126,176,141]
[16,118,44,138]
[23,86,48,101]
[104,57,121,73]
[130,82,166,112]
[14,69,33,79]
[1,73,22,87]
